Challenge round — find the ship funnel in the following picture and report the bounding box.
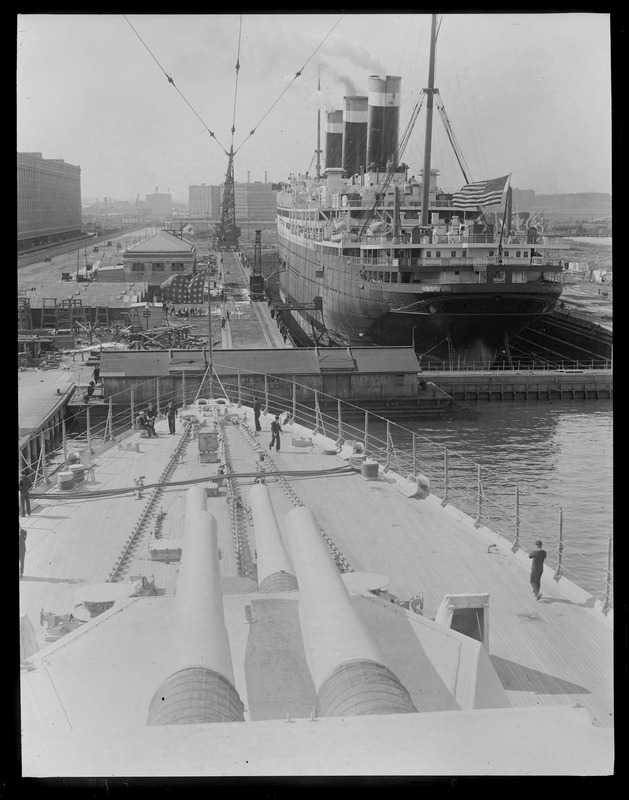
[325,110,343,170]
[367,75,401,172]
[284,506,417,717]
[250,483,298,591]
[342,96,368,179]
[147,486,244,725]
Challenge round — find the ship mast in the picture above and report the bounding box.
[421,13,438,227]
[316,68,322,179]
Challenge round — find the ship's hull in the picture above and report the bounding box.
[278,231,562,366]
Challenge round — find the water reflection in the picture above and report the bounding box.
[365,400,612,598]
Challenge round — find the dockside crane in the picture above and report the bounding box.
[249,229,265,300]
[218,147,240,251]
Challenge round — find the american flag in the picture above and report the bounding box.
[160,270,208,303]
[451,175,509,209]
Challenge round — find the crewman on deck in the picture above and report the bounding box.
[253,398,262,433]
[269,415,282,452]
[19,471,32,517]
[529,539,547,600]
[145,403,158,437]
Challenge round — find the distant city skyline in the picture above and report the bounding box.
[18,13,613,200]
[79,185,613,208]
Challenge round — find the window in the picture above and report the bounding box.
[395,373,404,387]
[451,250,457,257]
[132,263,144,272]
[391,273,398,283]
[516,251,521,258]
[171,263,184,272]
[426,251,431,258]
[504,251,509,257]
[152,263,165,272]
[435,250,441,257]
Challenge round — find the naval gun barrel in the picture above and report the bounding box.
[250,483,298,592]
[284,506,416,717]
[147,485,244,725]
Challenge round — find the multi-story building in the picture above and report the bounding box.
[189,184,221,219]
[142,189,173,221]
[17,152,82,252]
[183,180,277,243]
[233,181,277,242]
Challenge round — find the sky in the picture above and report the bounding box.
[17,12,613,203]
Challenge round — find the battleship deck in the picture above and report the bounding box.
[20,405,613,730]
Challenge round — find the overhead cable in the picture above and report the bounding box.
[234,15,344,155]
[122,14,228,154]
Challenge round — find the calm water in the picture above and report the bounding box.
[364,400,613,601]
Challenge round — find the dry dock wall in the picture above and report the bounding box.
[430,371,612,401]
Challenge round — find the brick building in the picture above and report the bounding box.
[122,230,196,283]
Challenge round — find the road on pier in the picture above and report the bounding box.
[214,250,290,350]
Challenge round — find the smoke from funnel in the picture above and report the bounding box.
[337,74,359,97]
[321,39,387,77]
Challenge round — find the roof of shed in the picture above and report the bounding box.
[125,231,195,255]
[100,348,420,378]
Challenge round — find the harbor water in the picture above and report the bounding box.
[367,399,613,602]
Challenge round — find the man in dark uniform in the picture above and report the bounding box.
[166,400,177,435]
[145,403,158,437]
[253,398,262,433]
[269,415,282,452]
[529,539,547,600]
[19,471,32,516]
[19,527,27,578]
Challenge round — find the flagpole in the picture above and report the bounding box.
[497,174,512,263]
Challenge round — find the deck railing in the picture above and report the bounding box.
[418,359,612,372]
[21,369,613,613]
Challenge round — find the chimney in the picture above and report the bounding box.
[367,75,402,171]
[343,96,368,179]
[325,110,343,170]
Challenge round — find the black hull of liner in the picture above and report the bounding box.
[278,287,559,365]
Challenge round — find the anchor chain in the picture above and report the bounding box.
[108,423,193,582]
[217,413,257,579]
[237,418,354,573]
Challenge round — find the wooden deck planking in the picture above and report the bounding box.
[20,413,612,729]
[21,425,201,646]
[251,436,613,727]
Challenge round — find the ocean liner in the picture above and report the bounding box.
[276,16,567,366]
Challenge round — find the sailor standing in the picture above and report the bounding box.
[269,415,282,452]
[529,540,547,600]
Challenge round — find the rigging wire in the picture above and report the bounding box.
[230,15,243,148]
[234,14,344,156]
[122,14,228,155]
